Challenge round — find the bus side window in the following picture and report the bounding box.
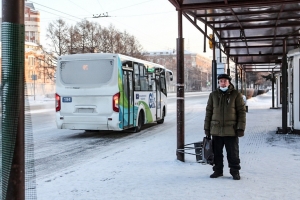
[152,77,156,91]
[139,64,148,91]
[140,76,148,91]
[148,74,153,90]
[134,63,140,90]
[161,75,166,94]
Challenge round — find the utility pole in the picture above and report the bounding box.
[2,0,25,199]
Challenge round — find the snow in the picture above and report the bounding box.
[33,91,300,200]
[27,95,54,111]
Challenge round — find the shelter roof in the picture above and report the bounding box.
[169,0,300,71]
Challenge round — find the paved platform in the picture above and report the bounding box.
[35,91,300,200]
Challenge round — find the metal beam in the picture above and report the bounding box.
[181,1,300,10]
[243,67,278,69]
[168,0,181,10]
[183,12,209,40]
[195,8,300,17]
[214,22,300,30]
[229,53,282,56]
[224,44,296,49]
[244,69,281,72]
[272,5,285,55]
[220,34,300,41]
[205,16,300,24]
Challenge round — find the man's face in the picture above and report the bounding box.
[218,78,230,88]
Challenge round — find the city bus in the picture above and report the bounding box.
[55,53,173,132]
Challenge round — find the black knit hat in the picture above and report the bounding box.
[217,74,232,81]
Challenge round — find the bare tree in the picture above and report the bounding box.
[46,19,145,58]
[66,25,81,54]
[97,26,111,53]
[123,34,144,59]
[46,19,69,56]
[34,46,57,83]
[74,19,90,53]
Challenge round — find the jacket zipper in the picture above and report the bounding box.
[222,93,225,136]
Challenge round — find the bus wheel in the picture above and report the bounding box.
[157,109,165,124]
[135,111,144,132]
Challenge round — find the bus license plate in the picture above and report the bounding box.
[62,97,72,103]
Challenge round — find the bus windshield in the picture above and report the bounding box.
[60,59,114,85]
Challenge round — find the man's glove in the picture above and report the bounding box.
[236,129,244,137]
[205,130,211,137]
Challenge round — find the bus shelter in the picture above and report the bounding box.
[168,0,300,161]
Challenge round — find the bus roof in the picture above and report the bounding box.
[58,53,168,71]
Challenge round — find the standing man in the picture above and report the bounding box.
[204,74,246,180]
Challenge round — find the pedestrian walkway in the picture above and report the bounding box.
[36,91,300,200]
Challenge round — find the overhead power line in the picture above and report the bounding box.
[107,0,155,13]
[36,8,79,22]
[28,0,83,20]
[96,0,105,13]
[68,0,92,15]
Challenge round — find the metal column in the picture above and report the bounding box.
[212,32,217,91]
[281,39,288,134]
[2,0,25,199]
[271,68,276,109]
[235,58,238,89]
[227,53,230,75]
[176,10,185,162]
[240,68,243,93]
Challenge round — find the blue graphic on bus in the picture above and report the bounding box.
[149,93,156,108]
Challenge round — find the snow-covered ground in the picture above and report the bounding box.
[34,91,300,200]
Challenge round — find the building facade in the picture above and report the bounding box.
[143,50,212,92]
[25,42,55,84]
[25,2,41,44]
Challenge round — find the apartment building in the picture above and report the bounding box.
[25,2,41,44]
[143,50,212,92]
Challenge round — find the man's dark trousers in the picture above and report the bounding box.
[212,136,241,173]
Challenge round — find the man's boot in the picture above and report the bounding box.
[210,171,223,178]
[230,171,240,180]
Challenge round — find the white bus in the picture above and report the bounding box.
[55,53,173,132]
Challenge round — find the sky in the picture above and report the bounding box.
[29,91,300,200]
[21,0,213,57]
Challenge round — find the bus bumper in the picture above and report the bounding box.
[55,112,122,131]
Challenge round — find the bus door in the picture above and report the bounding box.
[122,70,134,128]
[155,69,161,119]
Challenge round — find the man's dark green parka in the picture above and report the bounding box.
[204,84,246,136]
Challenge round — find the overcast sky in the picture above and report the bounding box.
[2,0,213,57]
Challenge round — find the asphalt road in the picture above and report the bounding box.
[30,92,210,181]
